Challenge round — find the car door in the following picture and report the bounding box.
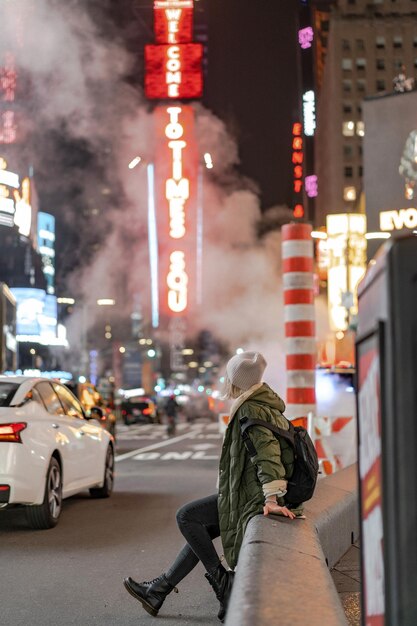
[53,383,104,485]
[35,381,89,492]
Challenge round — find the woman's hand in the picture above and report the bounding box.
[263,501,296,519]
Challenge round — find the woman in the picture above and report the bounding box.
[123,351,303,622]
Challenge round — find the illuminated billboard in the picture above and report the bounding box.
[154,3,193,44]
[10,288,58,343]
[0,155,18,228]
[37,212,56,294]
[145,43,203,100]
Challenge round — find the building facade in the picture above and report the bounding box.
[315,0,417,227]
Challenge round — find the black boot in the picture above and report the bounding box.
[205,563,235,622]
[123,574,178,617]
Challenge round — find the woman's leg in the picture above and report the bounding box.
[165,521,220,586]
[175,494,221,574]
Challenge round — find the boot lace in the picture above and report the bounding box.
[142,576,178,593]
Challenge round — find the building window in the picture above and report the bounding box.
[343,102,353,114]
[356,39,365,51]
[343,79,353,93]
[348,0,356,4]
[358,145,363,157]
[376,58,385,70]
[359,166,363,177]
[342,58,353,70]
[376,36,386,49]
[344,186,357,201]
[394,59,403,71]
[413,37,417,47]
[343,121,355,137]
[356,58,366,69]
[356,121,365,137]
[414,58,417,68]
[376,79,386,91]
[357,79,366,92]
[357,105,362,114]
[344,166,353,178]
[342,39,351,51]
[393,36,403,49]
[343,145,354,158]
[373,0,383,4]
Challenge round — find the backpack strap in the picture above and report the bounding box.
[239,416,296,458]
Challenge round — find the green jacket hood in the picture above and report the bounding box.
[247,383,286,414]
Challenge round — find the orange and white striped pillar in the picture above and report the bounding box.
[282,222,316,420]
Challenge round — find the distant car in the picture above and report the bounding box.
[0,376,114,529]
[65,381,117,439]
[121,396,158,425]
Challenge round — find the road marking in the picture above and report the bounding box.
[131,450,219,461]
[115,427,204,462]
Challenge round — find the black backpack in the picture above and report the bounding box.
[239,415,319,507]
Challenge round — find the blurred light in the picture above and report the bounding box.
[147,349,156,358]
[188,361,198,368]
[128,156,142,169]
[146,339,153,345]
[203,361,213,367]
[30,348,36,355]
[78,376,86,383]
[97,299,116,306]
[182,348,194,355]
[139,338,147,345]
[365,232,391,240]
[336,331,345,340]
[154,385,162,392]
[204,152,213,169]
[311,231,327,240]
[206,389,212,395]
[198,367,206,373]
[198,385,204,392]
[109,376,115,383]
[57,297,75,305]
[105,332,112,339]
[122,387,145,398]
[147,163,159,329]
[236,348,244,354]
[174,389,181,395]
[119,346,126,354]
[219,376,225,383]
[343,186,357,201]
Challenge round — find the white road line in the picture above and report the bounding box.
[115,427,204,463]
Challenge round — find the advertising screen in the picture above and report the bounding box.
[37,212,56,294]
[10,288,57,341]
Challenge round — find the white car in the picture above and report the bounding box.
[0,376,115,529]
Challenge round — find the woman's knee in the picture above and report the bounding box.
[176,502,191,529]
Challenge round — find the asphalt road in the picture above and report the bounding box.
[0,419,223,626]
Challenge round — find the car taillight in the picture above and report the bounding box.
[142,408,152,415]
[0,422,27,443]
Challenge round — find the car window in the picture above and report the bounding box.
[53,384,84,419]
[36,382,65,416]
[0,382,19,406]
[30,387,46,408]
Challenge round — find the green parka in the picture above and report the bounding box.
[218,383,295,569]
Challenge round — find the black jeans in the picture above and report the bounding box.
[165,494,221,587]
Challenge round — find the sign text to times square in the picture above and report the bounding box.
[145,0,203,100]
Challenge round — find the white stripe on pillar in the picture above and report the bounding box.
[282,240,313,259]
[283,273,314,291]
[285,337,317,355]
[284,304,315,322]
[287,370,316,388]
[285,404,316,420]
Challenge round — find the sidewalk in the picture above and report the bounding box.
[331,542,361,626]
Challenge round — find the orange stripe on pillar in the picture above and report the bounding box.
[286,354,316,370]
[285,320,315,337]
[284,289,314,305]
[283,257,313,273]
[286,387,316,404]
[282,223,312,241]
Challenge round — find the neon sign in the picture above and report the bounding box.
[165,106,188,238]
[167,250,188,312]
[298,27,314,50]
[292,122,304,218]
[303,90,316,137]
[145,43,203,99]
[154,4,193,44]
[380,208,417,231]
[0,53,18,144]
[305,174,318,198]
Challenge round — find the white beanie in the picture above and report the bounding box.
[226,351,267,391]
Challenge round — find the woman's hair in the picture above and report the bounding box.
[221,374,244,400]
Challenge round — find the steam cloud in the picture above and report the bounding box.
[1,0,330,392]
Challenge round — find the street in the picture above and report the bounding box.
[0,420,223,626]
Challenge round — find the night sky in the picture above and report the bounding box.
[204,0,300,210]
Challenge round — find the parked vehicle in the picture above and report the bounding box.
[65,381,117,439]
[0,376,114,529]
[121,395,158,425]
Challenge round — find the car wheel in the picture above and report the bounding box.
[26,457,62,530]
[89,445,114,498]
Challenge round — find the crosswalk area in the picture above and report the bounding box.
[115,421,223,464]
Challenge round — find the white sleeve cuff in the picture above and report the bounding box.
[262,479,287,499]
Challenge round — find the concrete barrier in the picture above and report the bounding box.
[225,464,359,626]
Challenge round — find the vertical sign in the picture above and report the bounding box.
[357,332,385,625]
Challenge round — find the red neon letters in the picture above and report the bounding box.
[145,43,203,100]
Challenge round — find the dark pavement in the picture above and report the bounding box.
[331,541,361,626]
